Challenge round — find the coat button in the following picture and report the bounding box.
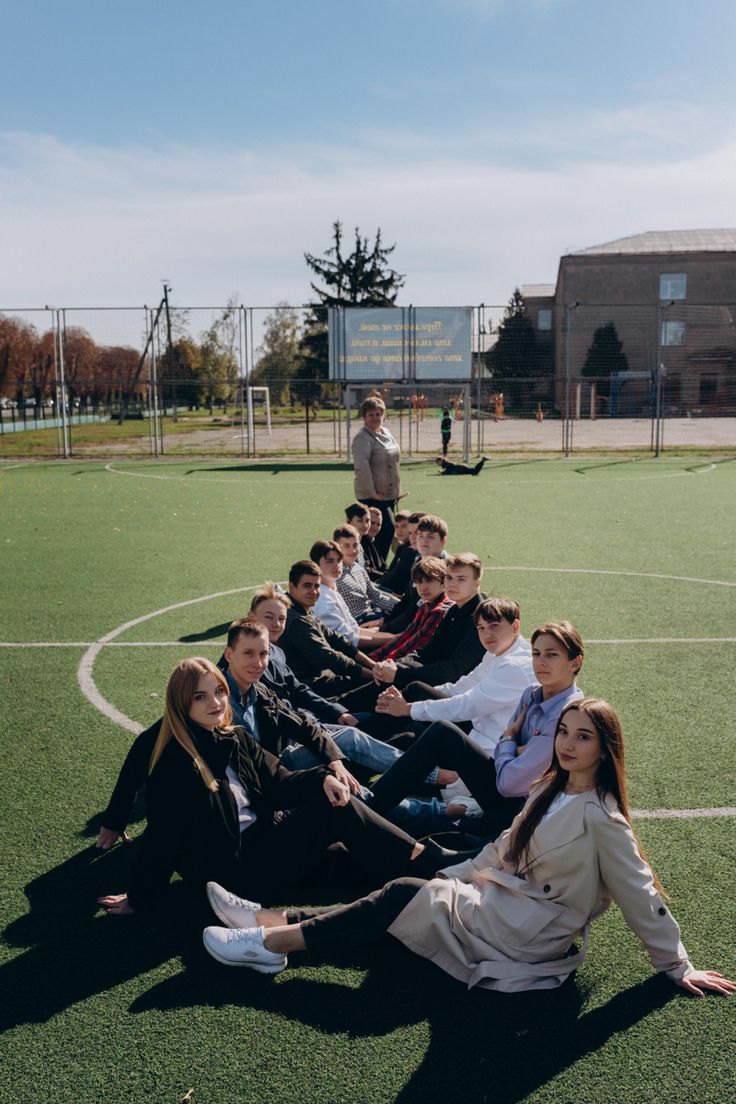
[543,884,551,893]
[658,906,666,916]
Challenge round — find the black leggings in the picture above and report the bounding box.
[288,876,427,952]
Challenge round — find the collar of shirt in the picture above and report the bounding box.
[225,670,257,724]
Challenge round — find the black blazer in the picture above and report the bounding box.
[125,722,326,911]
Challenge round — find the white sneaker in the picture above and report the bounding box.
[202,925,287,974]
[206,881,261,929]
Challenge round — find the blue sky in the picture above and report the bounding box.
[2,0,735,315]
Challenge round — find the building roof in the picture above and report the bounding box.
[572,229,736,256]
[521,283,556,298]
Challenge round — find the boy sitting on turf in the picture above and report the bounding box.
[363,506,388,581]
[333,524,398,625]
[344,502,371,568]
[311,539,395,651]
[369,556,453,663]
[383,514,449,633]
[281,560,382,696]
[379,510,420,596]
[368,620,584,838]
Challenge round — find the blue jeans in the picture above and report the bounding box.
[279,725,402,775]
[377,796,456,837]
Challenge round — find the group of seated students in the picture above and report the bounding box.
[95,499,734,1000]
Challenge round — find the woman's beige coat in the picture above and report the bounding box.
[352,424,401,501]
[388,790,691,992]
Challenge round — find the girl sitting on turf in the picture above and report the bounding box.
[97,657,470,915]
[202,699,735,997]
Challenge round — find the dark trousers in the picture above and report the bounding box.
[360,498,395,560]
[357,682,471,744]
[290,876,426,952]
[369,720,523,822]
[237,794,419,899]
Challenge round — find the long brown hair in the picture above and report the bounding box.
[148,657,232,792]
[504,698,661,889]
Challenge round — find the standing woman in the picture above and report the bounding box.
[203,698,734,999]
[352,396,400,560]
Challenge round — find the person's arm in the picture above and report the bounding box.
[313,590,360,647]
[399,619,485,687]
[251,735,330,810]
[493,725,552,798]
[97,721,161,843]
[365,574,398,615]
[591,806,694,983]
[386,600,452,663]
[352,430,378,498]
[410,671,526,728]
[287,613,364,679]
[273,697,345,765]
[277,665,345,725]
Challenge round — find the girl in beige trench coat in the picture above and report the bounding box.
[202,699,735,998]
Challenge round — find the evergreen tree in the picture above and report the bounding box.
[582,322,629,397]
[485,289,551,408]
[300,222,405,380]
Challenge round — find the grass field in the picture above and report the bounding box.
[1,455,734,1104]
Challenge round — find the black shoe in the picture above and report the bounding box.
[410,837,481,879]
[472,458,486,475]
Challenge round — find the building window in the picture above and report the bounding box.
[660,273,686,300]
[661,320,685,346]
[537,309,552,331]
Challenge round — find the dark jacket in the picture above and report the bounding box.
[380,543,420,597]
[281,600,365,683]
[103,686,342,838]
[122,722,327,910]
[230,681,344,764]
[395,592,486,687]
[361,535,387,581]
[264,643,346,724]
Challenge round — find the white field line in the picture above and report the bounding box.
[76,584,260,734]
[492,566,736,588]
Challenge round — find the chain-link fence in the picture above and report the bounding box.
[2,303,734,458]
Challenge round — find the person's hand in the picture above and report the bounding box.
[95,826,131,850]
[674,969,736,997]
[323,775,351,807]
[338,713,359,727]
[97,893,135,915]
[376,687,410,716]
[329,760,361,794]
[500,703,527,743]
[373,660,397,685]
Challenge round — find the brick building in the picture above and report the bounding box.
[523,229,736,416]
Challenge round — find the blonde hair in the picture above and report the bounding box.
[148,657,232,792]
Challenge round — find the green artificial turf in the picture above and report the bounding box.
[1,456,734,1104]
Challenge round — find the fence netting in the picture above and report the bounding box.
[1,303,733,458]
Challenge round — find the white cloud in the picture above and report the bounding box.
[1,116,735,343]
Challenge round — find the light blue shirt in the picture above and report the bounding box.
[493,681,583,798]
[225,670,259,742]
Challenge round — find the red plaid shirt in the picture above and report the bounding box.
[371,593,454,661]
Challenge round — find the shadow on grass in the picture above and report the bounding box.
[179,624,230,644]
[131,937,675,1104]
[187,463,353,475]
[2,846,676,1103]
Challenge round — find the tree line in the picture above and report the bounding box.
[1,221,631,415]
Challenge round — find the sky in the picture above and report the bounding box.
[2,0,735,322]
